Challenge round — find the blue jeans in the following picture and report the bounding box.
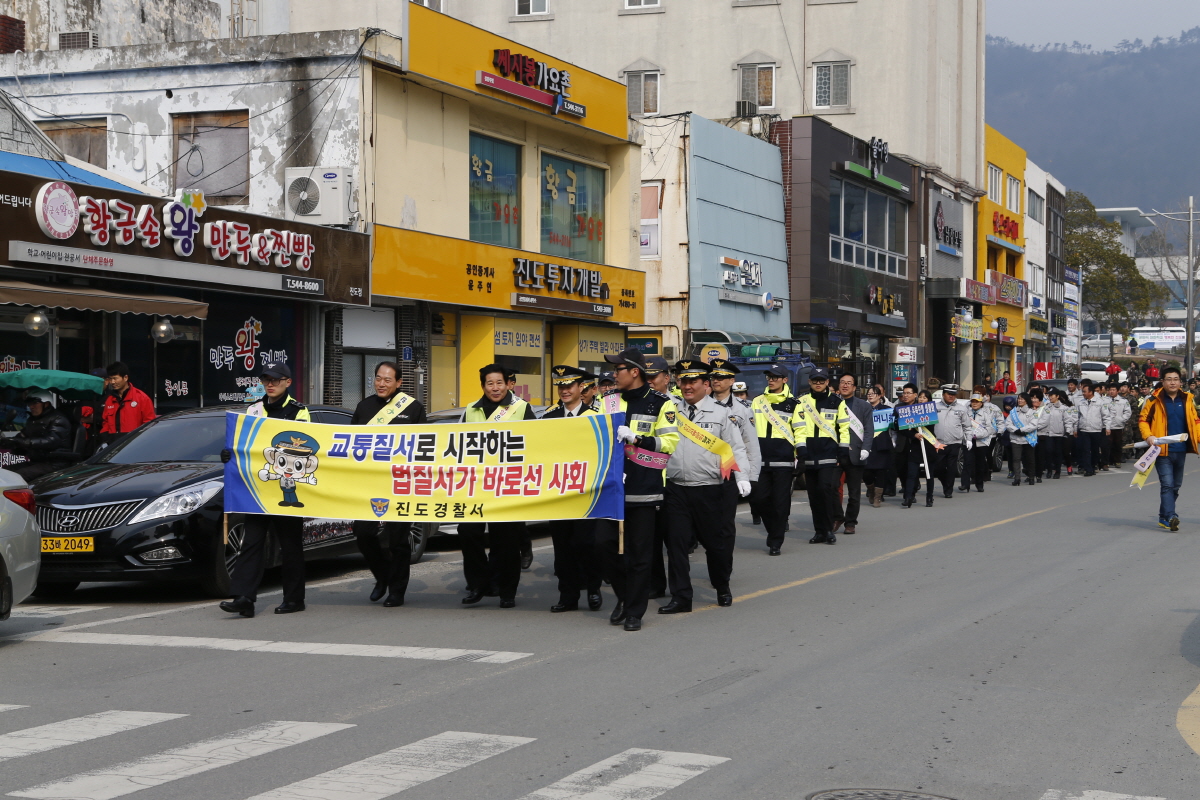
[1155,450,1187,520]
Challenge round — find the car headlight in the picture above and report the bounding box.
[128,480,223,525]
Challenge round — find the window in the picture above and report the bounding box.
[1007,175,1022,213]
[411,0,442,9]
[515,0,547,13]
[469,133,522,248]
[1027,189,1045,223]
[38,119,107,170]
[626,71,659,116]
[827,179,907,276]
[814,62,850,108]
[625,0,660,6]
[541,153,606,264]
[640,182,661,258]
[1029,262,1045,296]
[739,64,774,109]
[987,164,1003,204]
[172,111,249,206]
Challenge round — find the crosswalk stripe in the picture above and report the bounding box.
[0,711,185,763]
[22,631,532,664]
[9,606,111,618]
[0,705,28,713]
[243,730,536,800]
[1039,791,1167,800]
[10,720,354,800]
[518,747,729,800]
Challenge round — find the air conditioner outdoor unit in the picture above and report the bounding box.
[284,166,352,225]
[735,100,758,118]
[58,31,99,50]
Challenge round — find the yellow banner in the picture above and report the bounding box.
[676,413,739,479]
[223,412,625,523]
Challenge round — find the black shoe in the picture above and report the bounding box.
[219,596,255,618]
[944,490,954,498]
[958,486,970,493]
[976,484,984,492]
[462,591,485,605]
[624,617,642,632]
[809,534,829,544]
[499,598,516,609]
[1085,471,1096,477]
[382,594,404,607]
[1012,479,1021,486]
[768,547,782,556]
[1026,478,1035,486]
[609,601,626,625]
[647,590,666,600]
[926,498,934,507]
[826,534,837,544]
[551,602,579,613]
[751,514,762,525]
[369,581,387,602]
[717,592,733,606]
[274,601,305,614]
[520,552,534,570]
[1053,472,1061,479]
[587,593,603,611]
[1035,477,1042,483]
[901,497,913,508]
[658,599,692,614]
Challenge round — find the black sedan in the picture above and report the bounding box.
[31,405,432,598]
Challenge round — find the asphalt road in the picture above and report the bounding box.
[3,467,1200,800]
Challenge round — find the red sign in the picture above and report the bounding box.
[1033,362,1055,381]
[993,211,1020,240]
[964,278,994,305]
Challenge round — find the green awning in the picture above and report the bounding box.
[0,369,105,399]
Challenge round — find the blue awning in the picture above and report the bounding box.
[0,151,145,193]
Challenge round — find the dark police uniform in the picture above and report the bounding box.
[641,355,672,599]
[222,362,311,616]
[459,389,537,606]
[751,364,801,554]
[541,365,604,612]
[349,388,427,606]
[794,367,852,544]
[597,349,678,631]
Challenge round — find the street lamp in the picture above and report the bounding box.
[1146,198,1195,376]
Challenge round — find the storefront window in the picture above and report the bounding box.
[826,329,852,372]
[541,153,605,265]
[469,133,522,248]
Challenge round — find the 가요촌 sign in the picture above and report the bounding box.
[224,412,626,522]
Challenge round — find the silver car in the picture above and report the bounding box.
[0,468,40,620]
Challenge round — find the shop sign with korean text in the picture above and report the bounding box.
[3,170,368,305]
[224,411,625,523]
[372,225,645,325]
[988,270,1028,308]
[964,278,994,305]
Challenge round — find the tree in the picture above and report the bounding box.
[1067,190,1168,360]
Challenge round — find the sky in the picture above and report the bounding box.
[986,0,1200,50]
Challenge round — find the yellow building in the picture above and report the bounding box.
[978,126,1029,387]
[364,6,642,409]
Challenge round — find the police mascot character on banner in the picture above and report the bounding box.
[259,431,321,507]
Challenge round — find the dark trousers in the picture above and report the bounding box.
[889,450,908,495]
[1011,442,1034,481]
[230,514,305,604]
[905,460,933,501]
[1109,429,1125,464]
[1042,436,1064,476]
[1061,435,1074,470]
[597,504,657,621]
[650,506,668,596]
[804,466,842,535]
[752,466,794,549]
[664,481,737,603]
[964,443,990,489]
[352,520,412,598]
[837,464,864,526]
[459,522,523,600]
[934,443,961,496]
[549,518,601,604]
[1077,431,1105,474]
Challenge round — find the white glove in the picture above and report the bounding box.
[737,480,752,497]
[616,425,638,444]
[859,449,869,461]
[965,439,973,450]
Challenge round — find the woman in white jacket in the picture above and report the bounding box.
[1041,388,1077,480]
[1006,392,1047,486]
[962,386,1000,493]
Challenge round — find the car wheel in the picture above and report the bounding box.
[32,580,79,598]
[409,523,432,564]
[199,521,243,598]
[0,575,12,621]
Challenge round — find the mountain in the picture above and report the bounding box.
[986,30,1200,213]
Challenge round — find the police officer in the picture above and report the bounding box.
[660,361,750,613]
[599,348,679,631]
[349,360,427,608]
[638,354,673,598]
[541,365,603,613]
[932,384,972,498]
[794,367,851,544]
[219,362,311,617]
[751,364,800,555]
[459,363,538,608]
[580,373,600,411]
[708,359,762,488]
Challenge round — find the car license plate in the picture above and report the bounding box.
[41,536,94,553]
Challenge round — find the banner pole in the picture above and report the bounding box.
[921,437,931,480]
